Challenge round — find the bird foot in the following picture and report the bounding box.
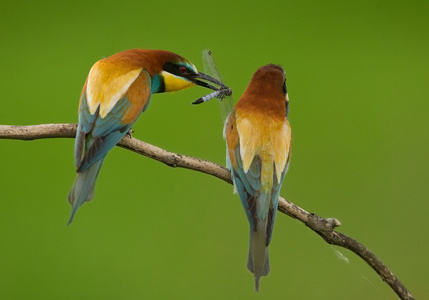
[126,128,135,138]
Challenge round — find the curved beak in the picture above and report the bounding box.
[190,72,227,91]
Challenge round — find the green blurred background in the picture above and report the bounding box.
[1,0,428,299]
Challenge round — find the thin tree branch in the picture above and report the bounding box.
[0,123,415,300]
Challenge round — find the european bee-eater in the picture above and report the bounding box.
[224,64,292,291]
[68,49,225,224]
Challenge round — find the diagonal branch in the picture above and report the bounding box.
[0,123,415,300]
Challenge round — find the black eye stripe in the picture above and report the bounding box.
[163,62,195,77]
[282,81,287,95]
[163,62,177,74]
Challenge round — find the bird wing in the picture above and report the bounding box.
[225,110,292,242]
[75,66,152,172]
[225,111,260,230]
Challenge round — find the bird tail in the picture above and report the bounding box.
[247,218,270,292]
[67,159,104,225]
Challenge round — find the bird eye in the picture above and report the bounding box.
[179,66,187,74]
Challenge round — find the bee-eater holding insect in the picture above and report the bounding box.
[224,64,292,291]
[68,49,227,224]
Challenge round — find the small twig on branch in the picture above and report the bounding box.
[0,123,415,300]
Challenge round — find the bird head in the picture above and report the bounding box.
[249,64,287,98]
[145,50,225,94]
[235,64,289,117]
[160,60,224,92]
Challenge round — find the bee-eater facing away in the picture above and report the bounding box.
[224,64,292,291]
[68,49,225,224]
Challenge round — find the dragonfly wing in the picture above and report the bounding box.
[202,49,224,83]
[202,49,233,123]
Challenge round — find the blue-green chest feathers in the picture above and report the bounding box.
[151,74,165,94]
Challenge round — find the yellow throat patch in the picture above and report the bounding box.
[161,70,195,92]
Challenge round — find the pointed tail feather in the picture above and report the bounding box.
[68,159,104,225]
[247,219,270,292]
